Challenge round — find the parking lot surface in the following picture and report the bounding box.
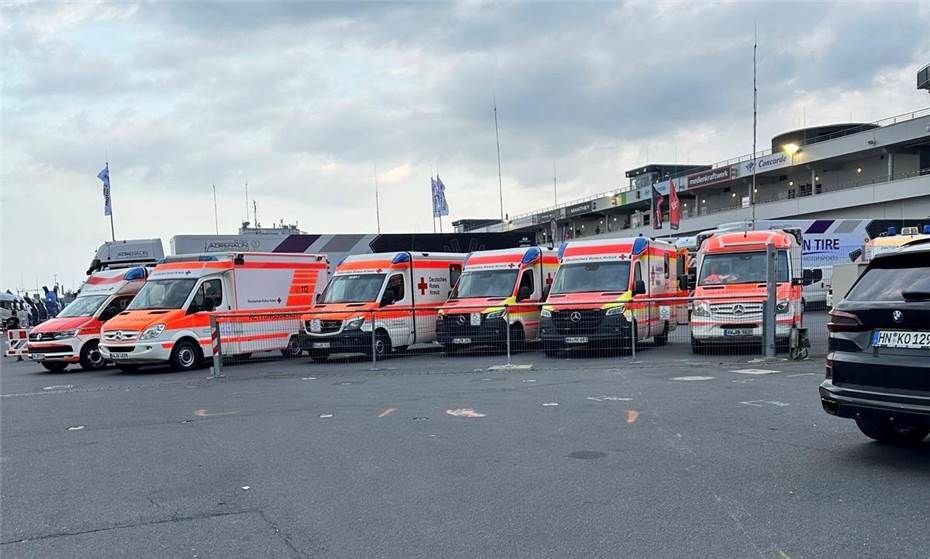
[1,345,927,558]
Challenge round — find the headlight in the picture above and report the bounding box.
[308,319,322,333]
[140,324,165,340]
[692,300,711,317]
[776,299,790,314]
[344,316,365,330]
[485,310,505,319]
[604,305,625,316]
[540,308,552,318]
[54,329,78,339]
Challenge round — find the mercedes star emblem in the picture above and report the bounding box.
[570,311,582,323]
[457,315,467,326]
[733,304,745,315]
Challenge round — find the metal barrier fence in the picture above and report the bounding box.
[208,293,826,376]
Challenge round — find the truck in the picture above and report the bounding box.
[99,252,329,371]
[539,237,688,356]
[300,252,466,361]
[27,267,149,372]
[436,246,559,352]
[690,229,808,353]
[827,226,930,307]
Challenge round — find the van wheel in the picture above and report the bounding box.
[79,342,107,371]
[372,331,392,359]
[170,339,202,372]
[42,362,68,372]
[309,350,330,363]
[855,418,929,445]
[654,322,669,346]
[280,336,302,358]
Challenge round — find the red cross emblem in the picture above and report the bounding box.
[508,263,515,268]
[545,273,553,286]
[417,277,428,295]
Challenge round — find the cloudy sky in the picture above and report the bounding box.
[2,1,929,291]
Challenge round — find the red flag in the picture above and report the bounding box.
[669,179,680,230]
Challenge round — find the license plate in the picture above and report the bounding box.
[565,336,589,344]
[110,352,130,359]
[452,337,472,345]
[30,353,45,360]
[312,342,331,349]
[724,329,754,336]
[470,313,481,326]
[873,330,930,349]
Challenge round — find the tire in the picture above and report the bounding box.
[508,324,526,353]
[118,364,141,372]
[41,361,68,372]
[372,330,392,359]
[280,336,302,358]
[308,350,330,363]
[855,418,929,445]
[79,342,107,371]
[169,339,202,372]
[654,322,669,347]
[690,336,705,355]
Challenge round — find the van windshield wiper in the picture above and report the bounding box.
[902,289,930,301]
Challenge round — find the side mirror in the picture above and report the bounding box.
[315,292,323,304]
[517,285,532,301]
[633,280,647,295]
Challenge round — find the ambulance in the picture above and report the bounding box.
[690,229,808,353]
[436,246,559,351]
[540,237,688,356]
[27,267,149,372]
[99,252,329,371]
[300,252,465,361]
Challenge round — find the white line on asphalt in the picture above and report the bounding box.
[66,425,85,431]
[586,396,633,402]
[739,400,791,407]
[446,408,486,418]
[787,372,818,378]
[43,384,73,390]
[671,376,715,381]
[731,369,780,375]
[542,402,559,407]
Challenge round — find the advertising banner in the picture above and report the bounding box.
[685,166,733,189]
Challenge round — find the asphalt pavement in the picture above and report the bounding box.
[1,336,927,558]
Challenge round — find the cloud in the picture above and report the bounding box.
[1,1,928,290]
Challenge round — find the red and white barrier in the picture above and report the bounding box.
[5,328,30,360]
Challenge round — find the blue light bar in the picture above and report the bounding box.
[521,246,541,265]
[557,242,568,260]
[392,252,411,264]
[122,267,147,281]
[632,237,648,256]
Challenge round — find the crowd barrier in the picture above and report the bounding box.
[4,328,31,360]
[207,294,825,376]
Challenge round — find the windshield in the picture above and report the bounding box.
[699,251,789,285]
[321,274,386,303]
[846,257,930,302]
[127,279,197,310]
[550,261,631,294]
[452,269,518,298]
[57,295,109,317]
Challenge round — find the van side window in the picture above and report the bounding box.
[192,279,223,311]
[634,262,643,286]
[664,254,670,279]
[385,274,405,303]
[518,270,534,296]
[100,296,132,320]
[449,264,462,291]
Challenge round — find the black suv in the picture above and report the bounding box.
[820,241,930,445]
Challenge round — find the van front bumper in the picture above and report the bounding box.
[690,320,791,343]
[27,338,82,363]
[539,313,631,350]
[99,342,174,364]
[436,315,507,347]
[299,330,372,355]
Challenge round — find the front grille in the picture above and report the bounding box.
[444,314,491,336]
[320,320,342,334]
[711,303,763,317]
[105,345,136,352]
[552,310,604,335]
[103,331,140,342]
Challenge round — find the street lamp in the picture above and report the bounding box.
[782,143,801,155]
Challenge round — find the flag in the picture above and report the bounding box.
[668,179,680,230]
[651,184,664,230]
[432,175,449,217]
[97,163,112,216]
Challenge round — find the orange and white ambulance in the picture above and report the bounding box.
[690,229,806,352]
[436,246,559,351]
[300,252,465,361]
[27,267,149,372]
[100,252,328,371]
[540,237,688,356]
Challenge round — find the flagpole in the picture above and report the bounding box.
[374,165,381,234]
[493,96,504,224]
[751,22,758,228]
[107,162,115,241]
[212,183,219,234]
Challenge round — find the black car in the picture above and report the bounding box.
[820,240,930,445]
